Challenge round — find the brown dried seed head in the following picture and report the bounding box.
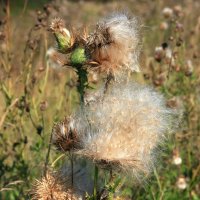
[52,117,79,152]
[50,18,65,32]
[31,171,78,200]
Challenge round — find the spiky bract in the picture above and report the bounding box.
[31,171,78,200]
[52,117,79,152]
[50,18,71,53]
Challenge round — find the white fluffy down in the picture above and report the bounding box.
[87,13,141,77]
[73,82,178,179]
[101,13,141,72]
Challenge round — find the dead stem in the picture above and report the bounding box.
[44,130,53,176]
[103,73,114,96]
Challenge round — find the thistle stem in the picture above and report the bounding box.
[103,73,114,95]
[70,151,74,186]
[93,165,99,200]
[44,130,53,176]
[76,66,88,103]
[109,169,113,182]
[70,151,74,200]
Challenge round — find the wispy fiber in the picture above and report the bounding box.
[72,82,178,180]
[87,13,141,77]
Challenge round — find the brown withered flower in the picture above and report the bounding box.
[31,171,79,200]
[52,117,80,152]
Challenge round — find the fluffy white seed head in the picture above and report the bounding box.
[162,7,173,18]
[73,82,179,180]
[176,176,187,190]
[87,13,141,77]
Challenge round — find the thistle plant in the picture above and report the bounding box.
[32,13,180,200]
[50,17,88,102]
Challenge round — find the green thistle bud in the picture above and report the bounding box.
[54,28,70,53]
[70,47,87,66]
[50,18,71,53]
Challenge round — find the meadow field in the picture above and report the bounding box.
[0,0,199,199]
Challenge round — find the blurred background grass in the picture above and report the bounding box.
[0,0,199,199]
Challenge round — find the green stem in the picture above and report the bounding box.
[44,130,53,176]
[70,151,74,187]
[93,165,99,200]
[76,66,88,103]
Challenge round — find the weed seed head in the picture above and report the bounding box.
[87,13,141,77]
[176,176,187,190]
[162,7,173,18]
[52,117,79,152]
[31,171,78,200]
[73,82,179,180]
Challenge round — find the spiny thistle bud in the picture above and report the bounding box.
[50,18,71,53]
[70,47,87,66]
[52,117,80,152]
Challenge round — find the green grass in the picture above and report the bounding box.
[0,0,200,199]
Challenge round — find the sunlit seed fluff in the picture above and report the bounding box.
[73,82,179,180]
[159,21,169,31]
[31,171,79,200]
[46,47,63,69]
[162,7,173,18]
[87,13,141,77]
[176,176,187,190]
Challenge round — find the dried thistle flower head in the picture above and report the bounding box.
[50,18,71,53]
[162,7,173,18]
[172,149,182,165]
[87,13,141,77]
[176,176,187,190]
[154,46,165,62]
[159,21,169,31]
[185,59,193,76]
[73,82,179,180]
[31,171,78,200]
[173,5,183,17]
[52,117,80,152]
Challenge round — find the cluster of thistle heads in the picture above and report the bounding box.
[49,13,140,77]
[32,13,179,199]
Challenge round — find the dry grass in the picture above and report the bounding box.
[0,0,199,199]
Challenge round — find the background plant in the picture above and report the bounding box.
[0,0,199,199]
